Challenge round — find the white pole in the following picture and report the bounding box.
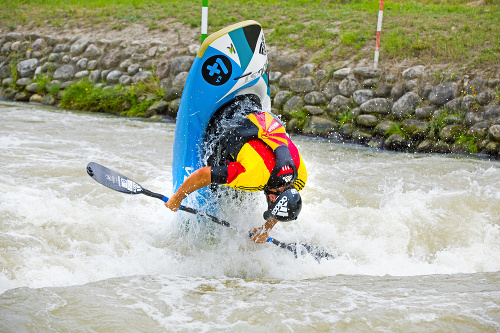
[374,0,384,69]
[201,0,208,44]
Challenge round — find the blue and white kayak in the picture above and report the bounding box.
[172,20,270,210]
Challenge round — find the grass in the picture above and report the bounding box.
[59,74,164,117]
[0,0,498,72]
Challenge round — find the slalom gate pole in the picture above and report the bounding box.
[201,0,208,44]
[373,0,384,68]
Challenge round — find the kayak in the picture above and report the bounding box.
[172,20,271,211]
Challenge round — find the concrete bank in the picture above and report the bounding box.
[1,32,499,159]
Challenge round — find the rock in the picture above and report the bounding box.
[417,139,434,153]
[279,74,292,88]
[16,78,32,87]
[402,65,425,79]
[148,100,169,114]
[54,44,70,52]
[439,124,464,142]
[333,68,350,79]
[76,58,88,70]
[89,70,101,83]
[326,95,350,114]
[53,64,75,80]
[25,82,39,93]
[0,65,11,79]
[170,56,195,76]
[31,38,46,51]
[476,89,494,106]
[168,98,181,117]
[465,76,485,94]
[352,130,373,143]
[283,95,304,113]
[339,77,359,97]
[420,84,433,99]
[304,91,326,105]
[132,70,153,84]
[286,118,301,133]
[489,125,500,141]
[119,59,133,70]
[289,77,317,93]
[303,116,336,136]
[404,80,418,92]
[322,82,340,99]
[172,71,188,87]
[148,46,158,57]
[340,123,354,137]
[360,98,392,115]
[303,105,324,115]
[156,60,170,79]
[106,70,123,84]
[71,38,90,56]
[83,44,101,59]
[415,106,436,119]
[353,67,381,79]
[275,55,298,72]
[269,72,282,84]
[119,75,132,85]
[61,55,71,63]
[356,115,378,127]
[48,53,60,62]
[362,79,378,89]
[461,95,475,111]
[374,120,396,136]
[273,91,291,108]
[392,92,420,119]
[132,53,148,62]
[42,94,57,105]
[445,98,462,113]
[483,105,500,119]
[127,64,141,75]
[29,94,43,103]
[464,111,483,127]
[299,63,315,77]
[5,32,22,42]
[352,89,374,106]
[100,49,123,69]
[401,119,429,139]
[488,78,499,88]
[428,83,456,105]
[17,59,39,77]
[391,84,404,101]
[14,91,31,101]
[385,134,406,151]
[164,87,182,101]
[467,121,490,138]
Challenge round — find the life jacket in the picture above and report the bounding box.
[221,111,298,189]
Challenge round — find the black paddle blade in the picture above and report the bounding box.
[269,239,337,262]
[86,162,143,194]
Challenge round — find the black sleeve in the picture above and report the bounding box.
[210,166,229,184]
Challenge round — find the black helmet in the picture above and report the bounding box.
[263,188,302,222]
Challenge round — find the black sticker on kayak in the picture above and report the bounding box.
[202,55,232,86]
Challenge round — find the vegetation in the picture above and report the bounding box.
[59,75,164,117]
[0,0,499,72]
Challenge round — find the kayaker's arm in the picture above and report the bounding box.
[250,218,278,243]
[165,166,211,212]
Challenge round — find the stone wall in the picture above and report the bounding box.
[1,32,499,159]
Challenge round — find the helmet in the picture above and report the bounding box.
[263,188,302,222]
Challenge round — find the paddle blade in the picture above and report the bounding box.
[86,162,143,195]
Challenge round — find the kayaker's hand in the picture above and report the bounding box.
[250,226,270,243]
[165,193,183,212]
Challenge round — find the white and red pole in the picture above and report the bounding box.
[373,0,384,68]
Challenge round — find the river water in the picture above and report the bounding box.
[0,100,499,332]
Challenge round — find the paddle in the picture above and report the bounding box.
[86,162,336,261]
